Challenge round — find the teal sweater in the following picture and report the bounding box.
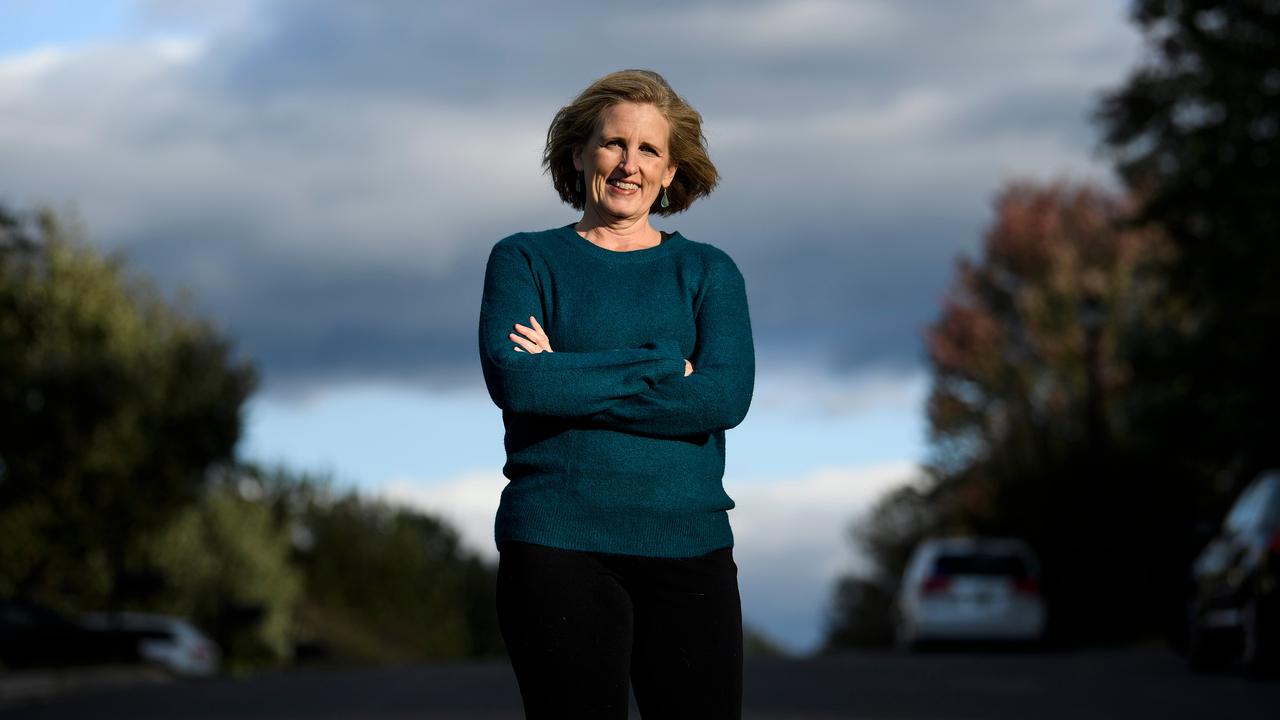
[478,223,756,557]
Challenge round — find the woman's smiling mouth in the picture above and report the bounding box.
[608,178,640,192]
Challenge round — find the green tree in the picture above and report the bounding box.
[145,471,303,673]
[0,203,257,610]
[243,464,505,664]
[298,494,489,661]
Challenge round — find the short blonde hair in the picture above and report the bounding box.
[543,69,718,216]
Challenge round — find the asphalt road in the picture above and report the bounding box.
[4,647,1278,719]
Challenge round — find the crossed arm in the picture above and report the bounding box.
[477,241,755,437]
[510,315,694,379]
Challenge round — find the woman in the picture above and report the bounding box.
[477,69,755,719]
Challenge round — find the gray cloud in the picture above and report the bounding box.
[0,0,1141,396]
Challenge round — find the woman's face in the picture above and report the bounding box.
[574,102,678,225]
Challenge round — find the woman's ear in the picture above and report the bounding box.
[572,148,583,173]
[663,163,678,187]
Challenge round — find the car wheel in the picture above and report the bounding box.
[893,615,916,653]
[1241,598,1259,667]
[1187,606,1226,671]
[1241,597,1276,673]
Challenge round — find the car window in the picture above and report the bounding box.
[933,553,1028,578]
[904,546,932,580]
[1254,474,1280,527]
[1225,478,1268,533]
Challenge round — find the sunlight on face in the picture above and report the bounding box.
[574,102,678,225]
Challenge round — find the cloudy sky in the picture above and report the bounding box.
[1,0,1143,653]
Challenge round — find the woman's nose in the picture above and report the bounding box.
[619,151,639,175]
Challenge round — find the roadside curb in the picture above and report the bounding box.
[0,665,172,708]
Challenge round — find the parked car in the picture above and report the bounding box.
[0,599,136,669]
[1187,469,1280,671]
[78,612,221,677]
[895,536,1047,648]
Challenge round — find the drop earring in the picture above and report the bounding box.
[660,186,670,209]
[575,174,583,192]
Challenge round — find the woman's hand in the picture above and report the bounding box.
[510,316,553,353]
[511,317,694,377]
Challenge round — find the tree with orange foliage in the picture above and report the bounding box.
[926,180,1159,487]
[924,180,1177,642]
[825,179,1188,649]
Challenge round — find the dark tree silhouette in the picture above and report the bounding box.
[1096,0,1280,479]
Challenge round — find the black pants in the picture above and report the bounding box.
[496,539,743,719]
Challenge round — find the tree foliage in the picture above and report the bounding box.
[1,202,503,670]
[924,181,1181,641]
[829,0,1280,649]
[1096,0,1280,478]
[145,471,303,673]
[0,203,257,609]
[826,181,1180,647]
[926,182,1159,483]
[821,575,896,651]
[243,464,504,664]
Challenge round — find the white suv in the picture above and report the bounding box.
[896,537,1047,648]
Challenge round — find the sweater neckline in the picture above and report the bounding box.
[557,223,684,263]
